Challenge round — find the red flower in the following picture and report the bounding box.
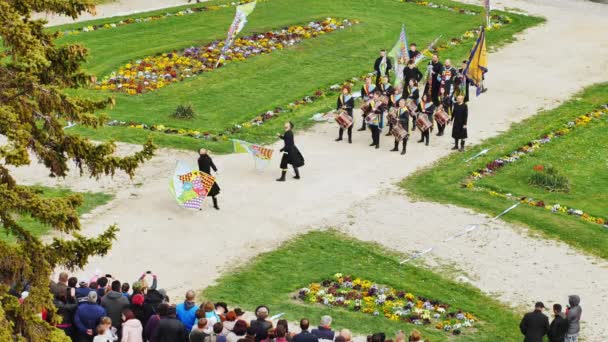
[533,165,544,172]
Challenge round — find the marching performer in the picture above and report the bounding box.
[366,91,386,149]
[358,76,376,131]
[451,95,468,152]
[440,59,457,101]
[379,76,395,136]
[455,59,471,103]
[276,121,305,181]
[426,54,443,105]
[403,59,423,97]
[335,85,354,143]
[417,93,435,146]
[373,49,392,87]
[436,86,452,136]
[408,43,421,62]
[390,98,410,155]
[198,149,220,210]
[406,79,420,131]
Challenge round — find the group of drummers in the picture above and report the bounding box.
[334,45,470,154]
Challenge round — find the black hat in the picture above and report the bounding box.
[234,308,245,316]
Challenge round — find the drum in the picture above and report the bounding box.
[387,108,398,126]
[391,125,408,141]
[336,110,353,129]
[407,101,418,114]
[365,113,378,125]
[416,114,433,131]
[434,108,450,126]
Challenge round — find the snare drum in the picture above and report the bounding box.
[391,125,408,141]
[416,114,433,131]
[365,113,379,126]
[336,110,353,129]
[434,108,450,126]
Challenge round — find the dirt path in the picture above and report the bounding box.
[36,0,200,26]
[12,0,608,340]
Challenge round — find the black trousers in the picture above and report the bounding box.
[437,123,446,134]
[338,126,353,140]
[370,125,380,146]
[421,130,429,144]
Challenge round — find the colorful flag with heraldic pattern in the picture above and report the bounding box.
[169,161,216,210]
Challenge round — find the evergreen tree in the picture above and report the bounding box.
[0,1,156,340]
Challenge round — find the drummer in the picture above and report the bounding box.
[436,86,452,136]
[358,76,376,131]
[390,98,409,155]
[416,93,435,146]
[379,76,395,136]
[335,85,355,143]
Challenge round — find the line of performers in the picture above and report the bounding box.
[334,48,470,154]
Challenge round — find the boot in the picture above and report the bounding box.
[212,197,219,210]
[276,170,286,182]
[358,121,366,131]
[401,141,407,155]
[293,168,300,179]
[385,125,392,136]
[348,133,352,144]
[390,141,399,152]
[452,139,459,150]
[459,140,465,152]
[335,137,343,142]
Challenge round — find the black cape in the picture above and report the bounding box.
[280,130,304,168]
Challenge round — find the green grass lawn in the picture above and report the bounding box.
[54,0,543,152]
[203,230,522,341]
[402,83,608,259]
[2,187,113,242]
[477,117,607,215]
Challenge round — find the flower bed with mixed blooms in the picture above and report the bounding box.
[463,105,608,228]
[103,14,514,140]
[57,0,259,37]
[96,18,357,95]
[296,274,477,335]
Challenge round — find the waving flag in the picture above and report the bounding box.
[216,1,257,67]
[463,27,488,96]
[232,139,274,170]
[389,24,409,86]
[169,161,216,209]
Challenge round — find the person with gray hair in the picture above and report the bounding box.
[338,329,352,342]
[566,295,582,342]
[74,291,107,341]
[311,315,334,340]
[250,305,273,340]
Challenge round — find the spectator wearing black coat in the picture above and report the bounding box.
[519,302,550,342]
[311,315,335,340]
[548,304,569,342]
[152,305,189,342]
[293,319,319,342]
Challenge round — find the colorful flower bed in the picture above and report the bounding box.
[57,0,259,36]
[297,274,477,335]
[463,106,608,228]
[96,18,357,94]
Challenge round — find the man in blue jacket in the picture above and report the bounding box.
[74,291,106,342]
[176,290,198,331]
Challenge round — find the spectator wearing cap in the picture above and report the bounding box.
[250,305,273,341]
[519,302,549,342]
[152,305,188,342]
[101,280,130,336]
[177,290,199,331]
[292,319,318,342]
[215,302,228,321]
[234,308,246,322]
[74,291,107,342]
[311,315,334,340]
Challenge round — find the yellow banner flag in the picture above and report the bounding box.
[464,27,488,96]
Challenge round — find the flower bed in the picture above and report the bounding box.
[463,106,608,228]
[96,18,357,95]
[296,274,477,335]
[57,0,259,36]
